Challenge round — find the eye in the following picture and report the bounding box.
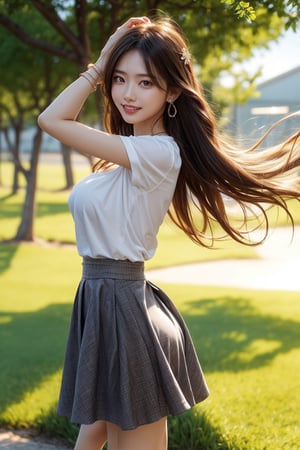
[140,79,153,87]
[113,75,125,83]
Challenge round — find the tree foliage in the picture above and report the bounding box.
[221,0,300,30]
[0,1,298,111]
[1,1,299,67]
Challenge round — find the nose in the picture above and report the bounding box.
[123,82,136,102]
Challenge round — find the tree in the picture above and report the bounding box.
[1,1,299,73]
[0,90,24,193]
[0,8,72,240]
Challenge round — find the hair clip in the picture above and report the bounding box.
[180,47,191,65]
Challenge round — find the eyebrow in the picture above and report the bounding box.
[114,69,152,78]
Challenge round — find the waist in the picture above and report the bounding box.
[82,257,145,280]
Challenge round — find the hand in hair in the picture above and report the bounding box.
[95,17,151,77]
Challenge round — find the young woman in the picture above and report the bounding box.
[38,16,300,450]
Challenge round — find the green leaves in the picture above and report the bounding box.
[221,0,256,21]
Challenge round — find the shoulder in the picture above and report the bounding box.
[120,135,181,170]
[119,135,181,191]
[120,134,179,149]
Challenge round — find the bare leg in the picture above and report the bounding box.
[106,417,167,450]
[74,420,107,450]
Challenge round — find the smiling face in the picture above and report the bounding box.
[111,50,169,136]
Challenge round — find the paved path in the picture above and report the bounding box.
[0,431,70,449]
[147,226,300,291]
[1,227,299,449]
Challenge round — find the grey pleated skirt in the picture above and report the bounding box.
[57,257,209,430]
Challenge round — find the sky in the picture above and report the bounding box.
[249,27,300,82]
[222,27,300,86]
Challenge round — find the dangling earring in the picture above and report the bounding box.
[167,100,177,118]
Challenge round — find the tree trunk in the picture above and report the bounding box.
[60,142,74,189]
[2,123,23,194]
[11,121,23,193]
[15,127,42,241]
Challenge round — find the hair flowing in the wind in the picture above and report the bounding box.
[98,16,300,247]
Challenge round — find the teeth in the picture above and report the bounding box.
[124,105,138,110]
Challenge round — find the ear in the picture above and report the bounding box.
[167,88,182,103]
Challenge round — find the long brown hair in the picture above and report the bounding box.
[99,17,300,246]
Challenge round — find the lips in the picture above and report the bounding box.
[122,104,141,114]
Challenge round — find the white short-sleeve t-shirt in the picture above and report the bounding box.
[68,135,181,261]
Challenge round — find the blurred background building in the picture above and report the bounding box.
[231,66,300,146]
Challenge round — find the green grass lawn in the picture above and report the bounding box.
[1,160,300,449]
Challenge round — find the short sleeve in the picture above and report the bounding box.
[120,135,181,191]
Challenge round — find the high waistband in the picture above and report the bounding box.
[82,257,145,281]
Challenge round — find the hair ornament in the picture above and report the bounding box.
[180,47,191,65]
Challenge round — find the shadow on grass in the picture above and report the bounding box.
[0,191,16,203]
[0,196,70,271]
[0,303,71,415]
[0,197,70,221]
[0,204,21,221]
[36,202,70,218]
[36,406,79,448]
[168,408,236,450]
[183,295,300,372]
[0,243,19,273]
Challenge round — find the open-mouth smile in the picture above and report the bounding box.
[122,104,142,114]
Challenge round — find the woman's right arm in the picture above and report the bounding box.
[38,16,150,169]
[38,75,130,168]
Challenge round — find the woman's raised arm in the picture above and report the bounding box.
[37,17,150,168]
[37,75,130,168]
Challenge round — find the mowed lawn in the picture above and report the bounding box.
[1,159,300,449]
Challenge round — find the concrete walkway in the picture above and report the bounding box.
[0,430,70,450]
[1,227,299,449]
[147,226,300,291]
